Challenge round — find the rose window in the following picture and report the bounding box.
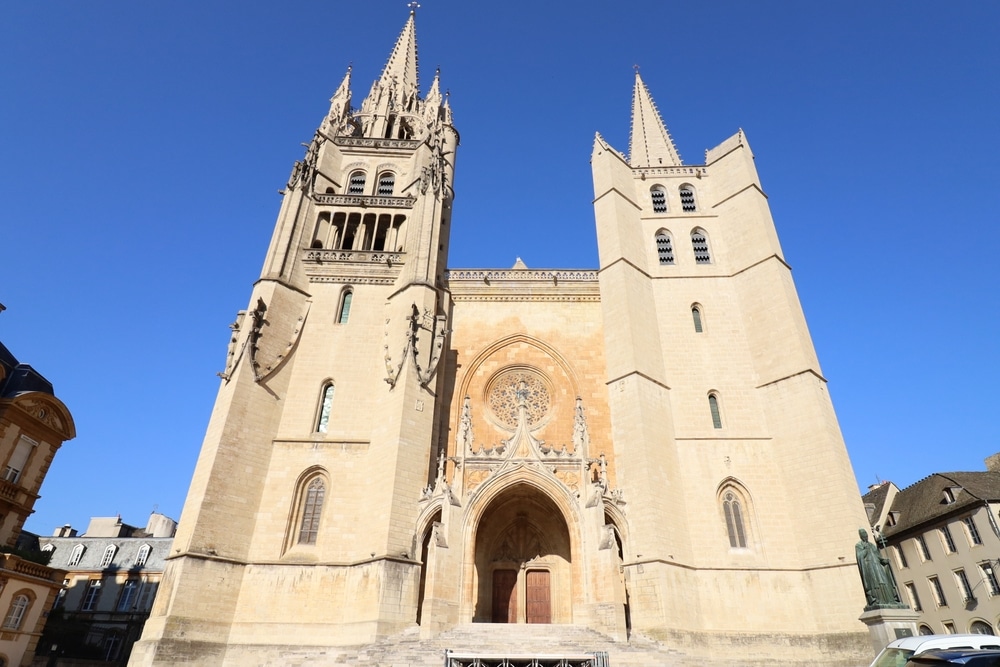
[487,370,551,430]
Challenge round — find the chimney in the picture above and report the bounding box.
[986,454,1000,472]
[53,524,77,537]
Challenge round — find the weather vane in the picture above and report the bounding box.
[633,64,640,73]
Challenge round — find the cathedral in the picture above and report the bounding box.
[130,12,873,666]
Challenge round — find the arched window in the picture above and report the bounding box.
[134,544,151,567]
[297,478,326,545]
[722,490,748,548]
[708,393,723,429]
[679,184,697,212]
[347,171,366,195]
[377,172,395,196]
[655,230,674,265]
[918,624,934,636]
[2,595,29,630]
[337,289,353,325]
[971,620,995,635]
[68,544,85,567]
[316,384,335,433]
[650,186,667,213]
[691,305,704,333]
[692,228,711,264]
[99,545,117,569]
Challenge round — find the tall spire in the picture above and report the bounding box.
[628,71,682,168]
[377,11,419,103]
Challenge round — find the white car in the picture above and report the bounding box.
[871,635,1000,667]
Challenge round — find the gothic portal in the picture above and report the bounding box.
[130,12,872,667]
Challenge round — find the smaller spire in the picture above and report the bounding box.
[628,71,682,168]
[323,65,353,132]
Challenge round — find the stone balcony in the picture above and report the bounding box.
[311,193,416,209]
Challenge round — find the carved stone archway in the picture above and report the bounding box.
[472,484,572,624]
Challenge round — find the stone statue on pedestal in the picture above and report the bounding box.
[856,528,907,611]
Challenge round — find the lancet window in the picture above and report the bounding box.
[722,490,748,548]
[316,384,335,433]
[692,305,704,333]
[708,393,723,429]
[297,477,326,545]
[337,289,353,325]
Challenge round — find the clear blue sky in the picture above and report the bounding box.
[3,1,998,535]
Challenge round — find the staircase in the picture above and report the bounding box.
[341,623,690,667]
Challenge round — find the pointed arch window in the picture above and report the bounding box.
[692,228,712,264]
[316,384,335,433]
[337,289,353,324]
[680,185,697,212]
[692,305,704,333]
[2,594,29,630]
[708,393,723,429]
[99,545,117,569]
[723,491,748,548]
[68,544,85,567]
[655,230,674,265]
[650,186,667,213]
[348,171,367,195]
[377,173,395,196]
[297,478,326,545]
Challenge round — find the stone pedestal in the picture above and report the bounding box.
[859,607,920,656]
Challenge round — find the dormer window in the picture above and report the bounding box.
[886,511,900,527]
[99,545,118,568]
[942,487,960,504]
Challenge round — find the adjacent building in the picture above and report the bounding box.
[0,340,75,666]
[131,12,872,666]
[864,460,1000,636]
[36,514,175,665]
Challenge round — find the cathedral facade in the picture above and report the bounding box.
[131,14,872,666]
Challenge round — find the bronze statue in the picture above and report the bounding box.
[855,528,907,611]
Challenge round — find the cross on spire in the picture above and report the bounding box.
[408,1,420,14]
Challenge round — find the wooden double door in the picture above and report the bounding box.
[492,569,551,624]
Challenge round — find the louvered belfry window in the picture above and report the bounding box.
[377,173,395,196]
[655,232,674,265]
[680,185,696,212]
[692,230,711,264]
[348,171,366,195]
[651,186,667,213]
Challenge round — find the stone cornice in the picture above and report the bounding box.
[331,136,422,150]
[310,193,416,209]
[447,269,600,302]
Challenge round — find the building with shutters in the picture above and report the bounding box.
[130,11,873,666]
[0,338,74,667]
[864,461,1000,638]
[34,514,174,665]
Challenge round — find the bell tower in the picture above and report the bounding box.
[130,11,459,665]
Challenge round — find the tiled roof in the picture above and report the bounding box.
[882,472,1000,538]
[862,482,892,524]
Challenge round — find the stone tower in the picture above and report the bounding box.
[131,15,872,667]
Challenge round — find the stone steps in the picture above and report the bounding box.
[341,623,692,667]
